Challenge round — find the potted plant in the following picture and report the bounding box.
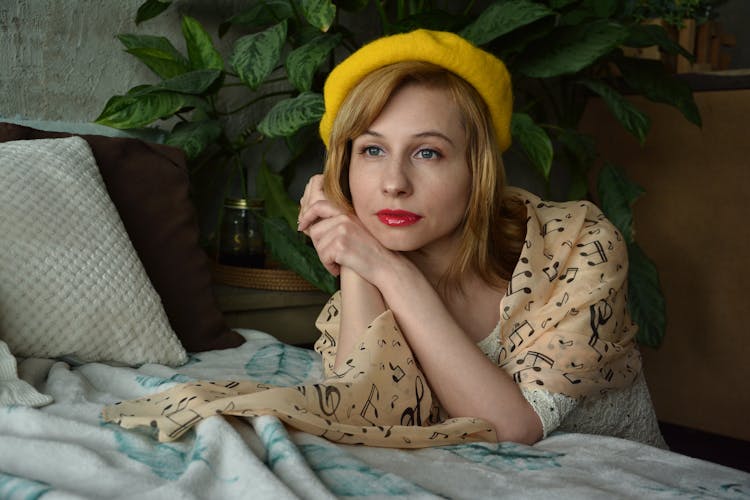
[96,0,713,348]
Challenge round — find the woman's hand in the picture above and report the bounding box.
[298,174,396,282]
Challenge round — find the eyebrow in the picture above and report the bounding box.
[359,129,455,147]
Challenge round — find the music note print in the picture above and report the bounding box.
[507,269,532,296]
[359,384,380,425]
[508,320,535,353]
[577,240,607,266]
[543,261,560,281]
[542,218,565,236]
[558,267,578,283]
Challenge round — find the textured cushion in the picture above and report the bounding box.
[0,122,243,352]
[0,137,187,365]
[0,339,53,407]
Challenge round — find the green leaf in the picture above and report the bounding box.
[145,69,222,95]
[596,162,644,243]
[258,91,325,138]
[135,0,172,25]
[117,34,190,79]
[624,23,693,59]
[229,21,288,90]
[94,92,204,129]
[166,119,222,159]
[285,34,341,92]
[388,10,470,34]
[256,162,300,230]
[223,1,294,30]
[182,16,224,71]
[263,216,338,294]
[460,0,553,46]
[579,79,651,145]
[510,112,553,180]
[616,57,702,127]
[627,242,666,348]
[516,20,629,78]
[300,0,336,32]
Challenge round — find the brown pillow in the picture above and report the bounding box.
[0,122,243,352]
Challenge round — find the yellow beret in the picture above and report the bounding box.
[319,29,512,151]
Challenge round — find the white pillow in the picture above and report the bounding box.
[0,137,187,366]
[0,339,53,407]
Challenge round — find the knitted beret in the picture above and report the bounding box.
[319,29,512,151]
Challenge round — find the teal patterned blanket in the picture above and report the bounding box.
[1,330,748,499]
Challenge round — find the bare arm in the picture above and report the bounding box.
[299,175,542,444]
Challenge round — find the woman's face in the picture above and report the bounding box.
[348,82,471,257]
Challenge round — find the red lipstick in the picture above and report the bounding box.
[376,209,422,227]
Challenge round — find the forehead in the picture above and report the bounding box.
[364,83,466,140]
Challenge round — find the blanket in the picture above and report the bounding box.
[2,330,748,499]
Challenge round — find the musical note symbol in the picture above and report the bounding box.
[524,300,534,312]
[508,320,534,352]
[507,270,532,295]
[524,239,532,249]
[558,267,578,283]
[223,381,240,389]
[314,384,342,417]
[515,350,554,369]
[563,373,582,385]
[502,305,511,320]
[577,240,607,266]
[542,218,565,236]
[600,367,614,381]
[558,338,574,347]
[389,362,406,383]
[400,376,425,426]
[543,261,560,281]
[556,292,569,307]
[541,317,553,328]
[608,240,615,251]
[390,395,399,409]
[325,304,339,322]
[429,431,449,440]
[359,384,380,424]
[561,240,574,248]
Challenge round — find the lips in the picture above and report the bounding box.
[376,209,422,227]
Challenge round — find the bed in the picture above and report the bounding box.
[1,124,748,499]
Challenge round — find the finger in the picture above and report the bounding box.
[298,199,343,233]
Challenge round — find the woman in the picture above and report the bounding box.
[299,29,665,447]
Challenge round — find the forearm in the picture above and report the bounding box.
[334,267,386,371]
[373,260,543,444]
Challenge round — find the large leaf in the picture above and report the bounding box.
[579,79,650,145]
[256,162,299,230]
[516,20,629,78]
[624,22,693,59]
[459,0,553,46]
[144,69,222,95]
[117,34,190,78]
[95,92,204,129]
[258,91,325,138]
[596,162,644,244]
[229,21,287,90]
[181,16,223,71]
[627,242,666,348]
[222,0,294,32]
[510,112,553,180]
[300,0,336,32]
[135,0,172,25]
[285,34,341,92]
[616,57,702,127]
[263,216,338,294]
[166,119,222,159]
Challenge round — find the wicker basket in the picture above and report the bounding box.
[211,262,319,292]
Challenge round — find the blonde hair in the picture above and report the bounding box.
[322,61,525,289]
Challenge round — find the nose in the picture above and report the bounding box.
[381,157,412,197]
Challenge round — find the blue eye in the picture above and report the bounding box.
[416,149,440,160]
[362,145,383,157]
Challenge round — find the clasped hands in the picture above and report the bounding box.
[297,174,392,285]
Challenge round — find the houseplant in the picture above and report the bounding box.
[96,0,710,347]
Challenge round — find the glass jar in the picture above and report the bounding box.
[218,197,265,268]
